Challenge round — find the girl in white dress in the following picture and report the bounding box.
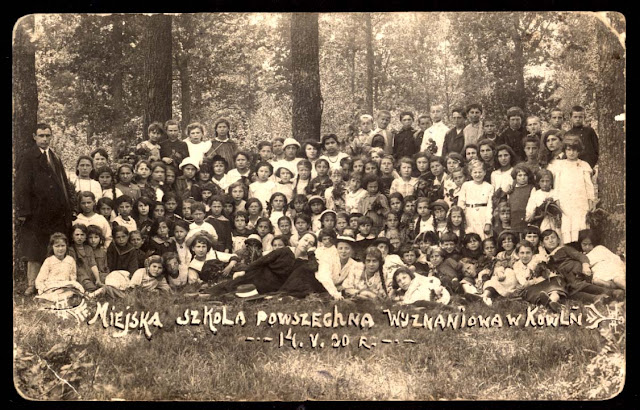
[184,122,212,166]
[458,160,494,238]
[548,135,595,243]
[579,229,625,290]
[491,144,516,194]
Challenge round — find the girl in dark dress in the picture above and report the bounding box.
[509,164,535,235]
[143,217,177,257]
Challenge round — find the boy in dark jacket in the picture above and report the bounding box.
[393,111,419,161]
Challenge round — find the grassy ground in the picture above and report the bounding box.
[13,277,625,401]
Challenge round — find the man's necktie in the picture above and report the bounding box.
[46,149,55,171]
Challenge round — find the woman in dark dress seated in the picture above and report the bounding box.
[207,232,317,296]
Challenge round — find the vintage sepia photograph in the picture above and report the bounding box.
[13,12,626,401]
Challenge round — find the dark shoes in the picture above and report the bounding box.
[548,300,563,313]
[611,290,625,301]
[537,291,550,306]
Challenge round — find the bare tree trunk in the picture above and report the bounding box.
[175,14,194,132]
[86,121,94,145]
[143,14,172,139]
[178,57,191,131]
[111,14,125,158]
[595,13,626,253]
[365,13,374,115]
[13,15,38,161]
[291,13,322,142]
[13,15,38,265]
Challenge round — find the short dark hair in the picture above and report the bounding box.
[399,111,414,120]
[466,103,483,114]
[234,210,250,222]
[430,155,445,167]
[515,240,535,253]
[361,174,381,191]
[321,134,339,147]
[35,123,52,134]
[441,232,459,243]
[257,140,272,150]
[234,150,251,162]
[148,121,165,135]
[398,244,419,258]
[522,135,541,148]
[294,213,311,225]
[318,228,337,242]
[115,194,134,208]
[90,148,109,161]
[477,138,497,152]
[506,107,524,120]
[272,235,290,247]
[254,161,274,175]
[277,215,292,226]
[571,105,585,116]
[210,195,225,206]
[164,119,180,130]
[451,107,465,118]
[462,232,482,246]
[511,163,535,182]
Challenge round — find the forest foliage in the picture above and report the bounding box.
[27,12,622,166]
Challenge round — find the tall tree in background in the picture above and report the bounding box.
[594,12,626,252]
[291,13,322,142]
[174,14,195,131]
[143,14,172,138]
[111,14,126,158]
[364,13,374,115]
[13,15,38,257]
[13,15,38,160]
[450,12,558,118]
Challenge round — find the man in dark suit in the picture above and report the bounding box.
[16,123,75,295]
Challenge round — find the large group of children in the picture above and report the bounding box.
[31,105,625,311]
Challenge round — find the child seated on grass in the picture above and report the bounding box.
[457,258,485,302]
[342,246,388,300]
[578,229,625,291]
[398,244,429,276]
[427,245,463,294]
[513,240,565,312]
[129,255,172,293]
[440,232,462,261]
[187,232,239,284]
[541,229,622,304]
[392,267,450,306]
[35,232,85,297]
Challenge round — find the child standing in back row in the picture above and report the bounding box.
[509,164,535,235]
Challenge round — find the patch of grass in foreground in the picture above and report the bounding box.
[13,289,623,401]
